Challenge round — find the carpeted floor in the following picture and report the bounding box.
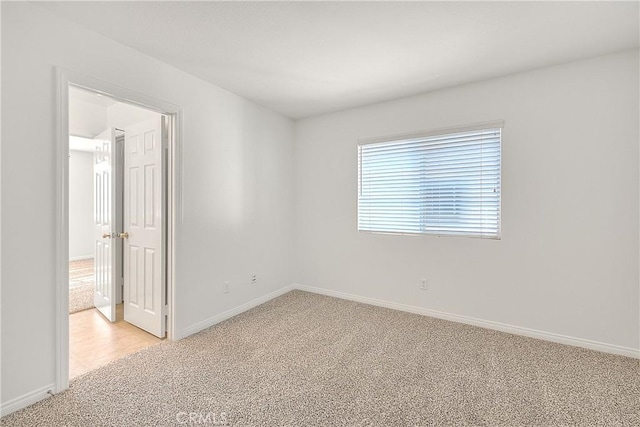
[2,290,638,426]
[69,284,94,314]
[69,258,94,288]
[69,259,95,314]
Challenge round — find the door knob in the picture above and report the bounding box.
[102,233,112,239]
[118,232,129,239]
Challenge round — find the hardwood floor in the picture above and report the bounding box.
[69,304,163,379]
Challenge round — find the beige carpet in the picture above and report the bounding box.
[69,284,94,314]
[69,259,94,314]
[69,258,95,287]
[2,290,638,426]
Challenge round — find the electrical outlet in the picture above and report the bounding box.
[223,281,229,294]
[420,279,428,290]
[250,273,257,285]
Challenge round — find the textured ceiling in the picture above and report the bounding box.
[38,1,639,119]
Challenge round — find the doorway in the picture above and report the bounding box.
[68,89,168,378]
[56,69,182,393]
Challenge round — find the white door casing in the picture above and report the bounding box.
[93,128,117,321]
[57,70,182,397]
[123,116,166,338]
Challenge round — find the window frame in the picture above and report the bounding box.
[357,120,503,239]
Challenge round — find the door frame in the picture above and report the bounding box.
[55,68,183,393]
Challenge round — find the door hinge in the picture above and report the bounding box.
[162,304,169,316]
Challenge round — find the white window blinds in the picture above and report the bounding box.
[358,124,502,239]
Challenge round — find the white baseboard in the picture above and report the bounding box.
[0,383,55,417]
[69,255,93,262]
[180,285,295,339]
[293,284,640,359]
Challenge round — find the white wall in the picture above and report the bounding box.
[107,102,158,129]
[1,2,295,407]
[69,99,107,138]
[68,150,94,260]
[294,50,639,352]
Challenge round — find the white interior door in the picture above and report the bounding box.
[123,116,166,338]
[93,128,117,321]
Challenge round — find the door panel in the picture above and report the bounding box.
[123,117,166,338]
[93,128,117,321]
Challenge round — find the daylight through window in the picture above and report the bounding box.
[358,123,502,239]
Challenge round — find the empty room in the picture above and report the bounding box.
[1,1,638,426]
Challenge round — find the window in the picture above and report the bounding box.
[358,122,502,239]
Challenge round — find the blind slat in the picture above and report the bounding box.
[358,127,501,239]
